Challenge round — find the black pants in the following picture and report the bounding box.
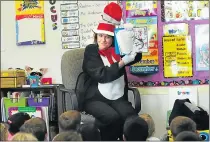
[84,90,138,141]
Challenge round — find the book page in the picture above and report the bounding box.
[17,18,42,43]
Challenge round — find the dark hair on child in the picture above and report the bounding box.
[123,115,149,141]
[175,131,202,141]
[7,112,31,134]
[78,123,101,141]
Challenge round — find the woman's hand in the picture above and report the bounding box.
[120,51,137,67]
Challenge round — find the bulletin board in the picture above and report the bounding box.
[123,1,209,87]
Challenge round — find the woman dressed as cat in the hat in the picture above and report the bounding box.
[82,2,142,141]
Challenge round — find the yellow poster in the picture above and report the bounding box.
[15,0,44,15]
[163,36,193,77]
[15,0,45,46]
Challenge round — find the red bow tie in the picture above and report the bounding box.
[98,47,121,64]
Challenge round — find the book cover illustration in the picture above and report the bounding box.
[126,16,158,75]
[114,27,148,55]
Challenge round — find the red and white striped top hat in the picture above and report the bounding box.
[93,21,115,36]
[101,2,122,25]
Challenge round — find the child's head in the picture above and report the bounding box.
[53,131,83,141]
[175,131,202,141]
[20,117,47,141]
[0,123,8,141]
[78,123,101,141]
[7,112,31,135]
[11,132,38,141]
[59,110,81,132]
[139,113,155,138]
[123,116,148,141]
[170,116,197,138]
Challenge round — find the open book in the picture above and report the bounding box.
[114,27,149,55]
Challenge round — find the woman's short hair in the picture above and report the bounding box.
[11,132,38,141]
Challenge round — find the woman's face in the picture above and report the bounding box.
[97,33,113,50]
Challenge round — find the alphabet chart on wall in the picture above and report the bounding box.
[60,1,114,49]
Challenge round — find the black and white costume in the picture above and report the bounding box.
[82,44,142,140]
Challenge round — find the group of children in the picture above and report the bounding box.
[0,108,206,141]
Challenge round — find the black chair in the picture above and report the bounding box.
[57,48,141,132]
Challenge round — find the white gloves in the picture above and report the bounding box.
[121,51,137,65]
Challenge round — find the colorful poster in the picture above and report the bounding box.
[163,23,189,36]
[195,24,209,71]
[163,1,209,22]
[8,107,42,118]
[126,1,157,18]
[163,36,193,77]
[15,0,45,46]
[126,16,158,75]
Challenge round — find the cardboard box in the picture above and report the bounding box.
[1,69,26,88]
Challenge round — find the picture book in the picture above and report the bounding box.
[114,27,148,55]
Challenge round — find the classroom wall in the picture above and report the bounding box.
[1,1,209,138]
[1,1,64,83]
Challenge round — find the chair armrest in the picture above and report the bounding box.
[57,85,79,116]
[128,87,141,113]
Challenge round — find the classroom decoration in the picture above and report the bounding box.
[195,24,209,71]
[162,1,209,22]
[60,1,118,49]
[3,97,26,119]
[163,23,189,36]
[120,1,209,87]
[60,1,80,49]
[168,87,198,111]
[49,0,58,30]
[122,1,209,87]
[126,16,159,75]
[8,107,42,118]
[125,1,157,18]
[15,0,45,46]
[163,36,193,78]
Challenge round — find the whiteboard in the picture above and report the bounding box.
[60,1,118,49]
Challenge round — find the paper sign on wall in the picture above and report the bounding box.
[163,23,189,36]
[126,1,157,18]
[168,87,198,111]
[163,36,193,78]
[15,0,45,46]
[163,1,209,22]
[195,24,209,71]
